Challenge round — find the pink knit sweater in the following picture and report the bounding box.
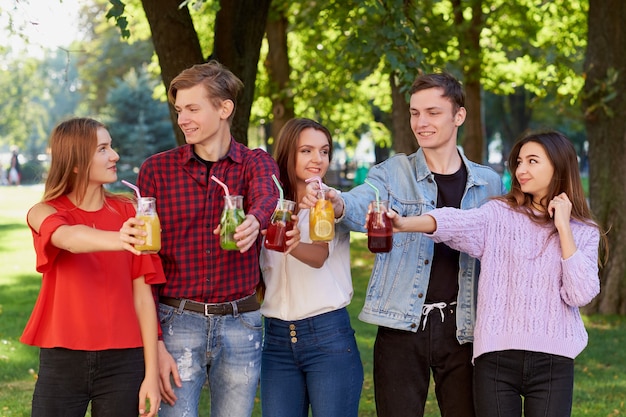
[428,200,600,360]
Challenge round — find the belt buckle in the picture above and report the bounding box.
[204,303,210,316]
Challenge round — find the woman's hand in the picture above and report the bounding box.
[119,217,147,255]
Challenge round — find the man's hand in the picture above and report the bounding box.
[158,341,182,406]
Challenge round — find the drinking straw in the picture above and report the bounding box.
[211,175,233,209]
[121,180,142,199]
[305,176,323,190]
[364,179,380,209]
[271,174,284,201]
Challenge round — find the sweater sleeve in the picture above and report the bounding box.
[559,224,600,307]
[427,203,495,259]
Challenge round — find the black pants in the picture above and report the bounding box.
[32,347,145,417]
[373,304,475,417]
[474,350,574,417]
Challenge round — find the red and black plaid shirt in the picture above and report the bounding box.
[137,139,279,303]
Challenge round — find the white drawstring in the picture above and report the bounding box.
[420,301,456,330]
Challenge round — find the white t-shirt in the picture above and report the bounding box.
[260,208,353,321]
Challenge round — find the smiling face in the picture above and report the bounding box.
[515,141,555,202]
[295,127,331,183]
[87,127,119,185]
[409,87,466,152]
[173,83,233,147]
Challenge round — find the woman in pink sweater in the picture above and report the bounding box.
[387,130,605,417]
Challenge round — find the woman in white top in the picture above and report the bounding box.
[259,118,363,417]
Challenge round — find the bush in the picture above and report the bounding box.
[19,160,47,184]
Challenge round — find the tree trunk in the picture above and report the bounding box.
[453,0,484,164]
[582,0,626,314]
[264,3,295,153]
[140,0,204,146]
[390,73,416,155]
[141,0,270,147]
[214,0,272,146]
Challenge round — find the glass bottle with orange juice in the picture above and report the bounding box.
[309,189,335,241]
[134,197,161,254]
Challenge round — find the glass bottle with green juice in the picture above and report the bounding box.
[220,195,246,250]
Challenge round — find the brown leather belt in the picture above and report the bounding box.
[160,294,260,316]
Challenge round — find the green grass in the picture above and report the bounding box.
[1,185,625,416]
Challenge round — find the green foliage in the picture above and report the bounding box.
[101,67,177,186]
[81,0,156,113]
[19,160,47,185]
[106,0,131,38]
[481,0,587,100]
[0,48,82,158]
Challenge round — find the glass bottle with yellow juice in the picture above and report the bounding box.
[134,197,161,254]
[309,189,335,241]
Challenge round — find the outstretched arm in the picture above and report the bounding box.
[386,210,437,234]
[29,202,145,255]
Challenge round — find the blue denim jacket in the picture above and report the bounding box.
[339,148,503,344]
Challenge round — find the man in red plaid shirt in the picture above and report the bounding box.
[136,61,279,417]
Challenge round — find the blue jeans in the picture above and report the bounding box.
[157,303,263,417]
[260,308,364,417]
[474,350,574,417]
[32,347,144,417]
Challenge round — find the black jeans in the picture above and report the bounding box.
[474,350,574,417]
[31,347,145,417]
[373,304,474,417]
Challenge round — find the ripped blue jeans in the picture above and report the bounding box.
[157,302,262,417]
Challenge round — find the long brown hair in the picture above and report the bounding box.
[273,118,334,202]
[43,118,122,206]
[498,130,608,262]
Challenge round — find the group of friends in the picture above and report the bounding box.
[20,60,605,417]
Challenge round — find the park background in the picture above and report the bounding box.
[1,0,626,415]
[1,186,624,416]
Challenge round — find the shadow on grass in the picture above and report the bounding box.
[0,273,41,384]
[0,222,28,253]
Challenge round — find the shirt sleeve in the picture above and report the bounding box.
[32,211,74,273]
[245,149,280,230]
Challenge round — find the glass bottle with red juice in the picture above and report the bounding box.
[264,199,296,252]
[367,200,393,253]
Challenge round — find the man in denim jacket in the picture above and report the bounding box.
[304,73,503,417]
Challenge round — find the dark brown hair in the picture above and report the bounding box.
[273,118,334,202]
[409,72,465,115]
[498,130,608,263]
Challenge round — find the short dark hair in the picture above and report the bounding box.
[409,72,465,114]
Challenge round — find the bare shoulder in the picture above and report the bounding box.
[27,202,58,233]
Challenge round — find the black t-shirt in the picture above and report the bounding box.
[425,165,468,303]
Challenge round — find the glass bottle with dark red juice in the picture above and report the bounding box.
[264,199,296,252]
[367,200,393,253]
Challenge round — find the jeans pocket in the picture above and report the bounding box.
[237,310,262,330]
[317,328,359,355]
[158,303,177,327]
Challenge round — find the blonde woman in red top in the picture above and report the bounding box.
[21,118,164,417]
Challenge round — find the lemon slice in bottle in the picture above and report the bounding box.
[314,219,333,238]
